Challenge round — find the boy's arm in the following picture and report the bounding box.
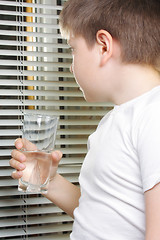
[145,183,160,240]
[44,173,81,218]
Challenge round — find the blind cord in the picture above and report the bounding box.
[17,0,28,238]
[21,194,28,239]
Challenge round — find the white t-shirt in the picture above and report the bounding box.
[70,86,160,240]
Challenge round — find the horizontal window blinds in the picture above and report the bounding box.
[0,0,113,239]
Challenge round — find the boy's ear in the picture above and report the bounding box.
[96,30,113,67]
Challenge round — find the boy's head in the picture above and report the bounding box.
[60,0,160,71]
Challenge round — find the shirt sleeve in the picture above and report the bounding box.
[137,103,160,193]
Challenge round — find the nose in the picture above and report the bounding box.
[70,64,73,73]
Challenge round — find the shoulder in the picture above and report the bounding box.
[132,86,160,136]
[135,101,160,136]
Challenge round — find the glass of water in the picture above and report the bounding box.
[18,113,59,193]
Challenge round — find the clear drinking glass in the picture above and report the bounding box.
[18,113,59,193]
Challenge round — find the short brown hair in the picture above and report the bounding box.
[60,0,160,71]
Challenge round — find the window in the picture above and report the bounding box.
[0,0,112,239]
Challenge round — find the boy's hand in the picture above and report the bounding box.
[10,138,62,180]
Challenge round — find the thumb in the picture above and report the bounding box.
[51,150,63,166]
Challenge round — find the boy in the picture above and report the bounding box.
[10,0,160,239]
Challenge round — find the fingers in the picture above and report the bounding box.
[11,149,26,162]
[10,146,26,179]
[11,170,23,179]
[15,138,37,151]
[9,156,26,179]
[9,158,26,171]
[51,150,63,166]
[15,138,23,150]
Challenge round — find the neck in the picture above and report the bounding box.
[110,64,160,105]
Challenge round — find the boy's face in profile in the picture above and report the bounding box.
[68,35,111,103]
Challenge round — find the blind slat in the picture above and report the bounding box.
[0,80,77,87]
[0,223,73,238]
[0,157,83,168]
[0,49,71,58]
[0,89,82,97]
[0,20,60,29]
[0,147,87,157]
[0,204,63,217]
[0,60,71,68]
[0,119,99,126]
[10,234,70,240]
[0,109,106,116]
[0,29,62,39]
[0,197,55,207]
[0,10,59,19]
[0,128,92,136]
[1,214,73,228]
[0,69,73,77]
[0,40,69,49]
[0,99,109,107]
[0,138,89,147]
[0,1,63,10]
[0,166,82,177]
[22,234,70,240]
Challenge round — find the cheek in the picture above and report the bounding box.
[71,57,81,80]
[71,53,93,90]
